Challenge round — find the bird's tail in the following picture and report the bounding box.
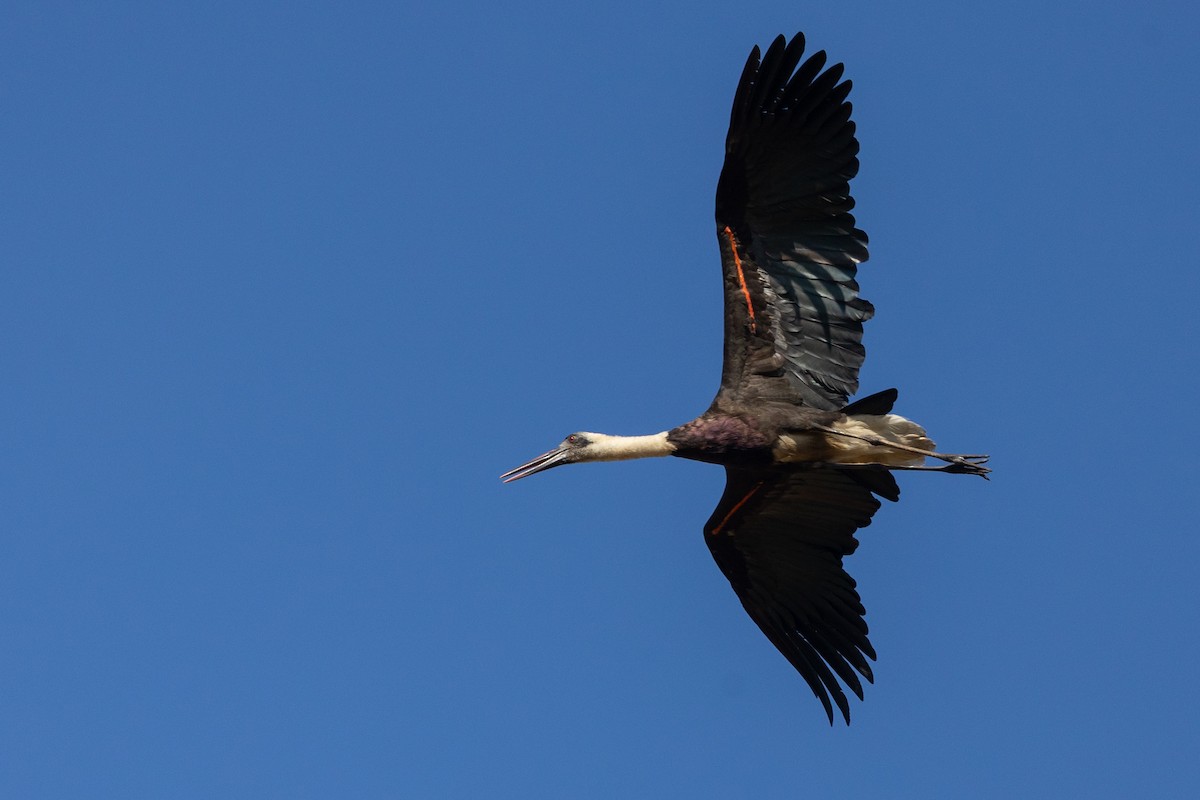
[833,413,935,467]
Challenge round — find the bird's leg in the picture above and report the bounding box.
[813,425,991,477]
[818,461,990,479]
[887,462,991,478]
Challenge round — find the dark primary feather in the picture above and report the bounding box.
[714,33,871,412]
[705,466,898,724]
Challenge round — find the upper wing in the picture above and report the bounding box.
[713,33,872,411]
[704,465,899,724]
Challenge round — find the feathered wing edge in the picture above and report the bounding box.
[714,33,872,412]
[704,465,899,724]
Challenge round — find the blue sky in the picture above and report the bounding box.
[3,1,1199,797]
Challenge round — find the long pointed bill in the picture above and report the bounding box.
[500,445,572,483]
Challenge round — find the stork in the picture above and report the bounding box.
[502,33,989,724]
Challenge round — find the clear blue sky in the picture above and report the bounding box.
[3,2,1199,797]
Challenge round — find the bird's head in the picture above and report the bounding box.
[500,432,599,483]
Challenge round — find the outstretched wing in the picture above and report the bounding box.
[713,33,872,412]
[704,465,899,724]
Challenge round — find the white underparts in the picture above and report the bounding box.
[581,431,675,462]
[774,414,936,466]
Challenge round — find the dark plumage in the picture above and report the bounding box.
[503,33,988,724]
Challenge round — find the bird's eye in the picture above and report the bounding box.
[567,434,579,445]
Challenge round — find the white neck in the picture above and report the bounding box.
[582,431,674,462]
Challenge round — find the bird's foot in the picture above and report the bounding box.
[940,454,991,479]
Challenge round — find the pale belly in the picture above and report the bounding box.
[772,414,935,466]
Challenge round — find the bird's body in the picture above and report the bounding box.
[667,394,933,469]
[503,33,988,724]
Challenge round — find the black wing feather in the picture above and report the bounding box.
[714,34,871,411]
[704,465,898,724]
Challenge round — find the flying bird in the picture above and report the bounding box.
[501,33,989,724]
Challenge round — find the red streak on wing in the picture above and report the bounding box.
[710,481,764,535]
[722,225,757,334]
